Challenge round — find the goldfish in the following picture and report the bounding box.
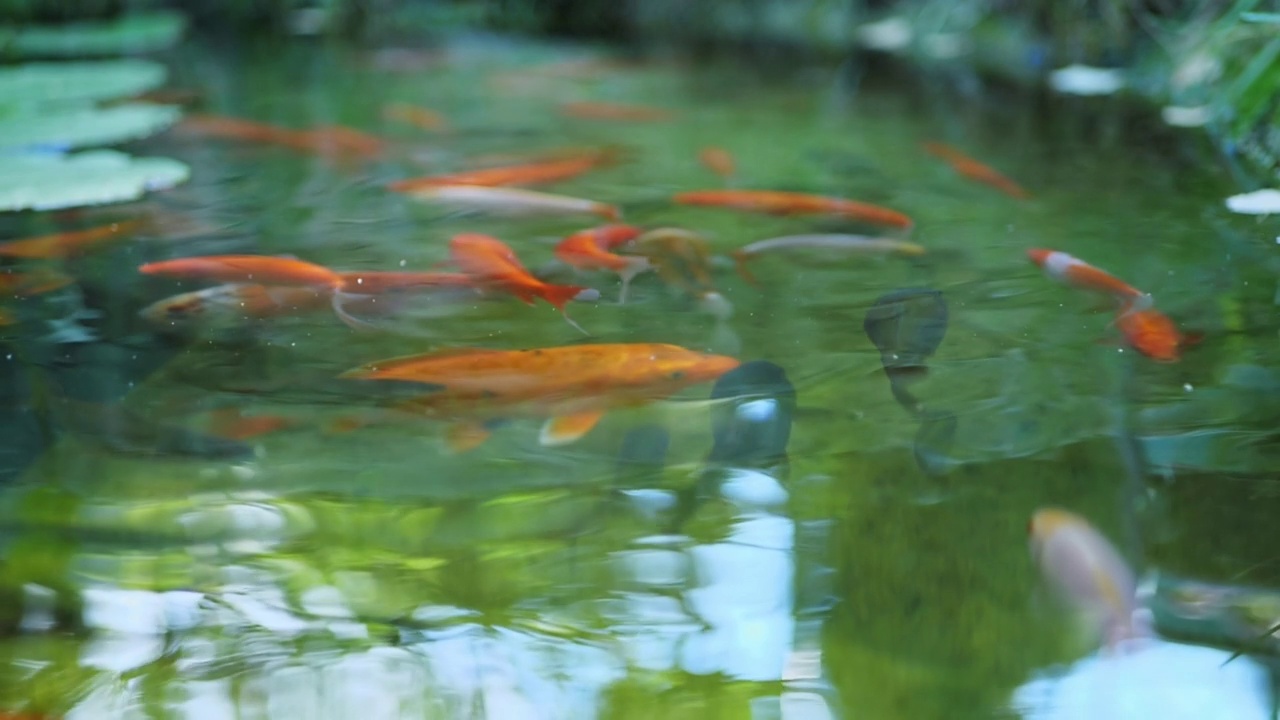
[138,283,330,330]
[387,148,618,192]
[1029,508,1146,651]
[450,233,592,332]
[399,185,621,220]
[673,190,913,229]
[179,115,384,160]
[336,270,479,294]
[730,234,926,285]
[553,224,648,303]
[138,255,374,330]
[922,142,1030,199]
[560,101,673,122]
[0,267,75,296]
[303,125,387,159]
[0,220,143,259]
[1026,249,1149,308]
[698,147,736,180]
[340,343,740,450]
[382,103,450,132]
[207,407,296,440]
[1115,304,1196,363]
[179,115,316,151]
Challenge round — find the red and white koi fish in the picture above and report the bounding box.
[1026,249,1150,309]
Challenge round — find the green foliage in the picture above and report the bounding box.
[0,103,180,151]
[0,10,185,57]
[0,149,189,211]
[0,58,165,106]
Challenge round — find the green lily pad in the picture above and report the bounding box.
[0,12,186,58]
[0,150,190,212]
[0,59,166,108]
[0,104,180,151]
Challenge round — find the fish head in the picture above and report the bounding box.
[1028,507,1078,558]
[1025,248,1053,267]
[643,346,741,392]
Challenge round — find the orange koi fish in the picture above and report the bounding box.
[180,115,383,159]
[340,343,740,450]
[1026,249,1149,307]
[450,234,592,332]
[673,190,913,229]
[1115,304,1197,363]
[553,224,647,303]
[138,283,331,330]
[179,115,316,150]
[1030,508,1146,651]
[923,142,1030,200]
[0,220,143,259]
[698,147,736,180]
[303,125,387,159]
[401,185,621,220]
[0,267,75,296]
[138,256,374,330]
[387,149,618,192]
[382,103,450,132]
[560,101,673,122]
[207,407,296,440]
[336,270,479,294]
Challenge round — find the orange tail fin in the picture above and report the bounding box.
[538,283,588,312]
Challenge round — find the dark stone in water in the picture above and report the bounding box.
[862,288,948,372]
[616,425,670,480]
[707,360,795,467]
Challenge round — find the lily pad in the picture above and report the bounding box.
[0,150,189,212]
[0,12,186,58]
[0,59,166,108]
[0,104,180,152]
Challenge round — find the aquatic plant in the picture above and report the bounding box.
[0,150,188,212]
[0,10,185,57]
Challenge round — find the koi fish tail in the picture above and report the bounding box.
[331,290,382,332]
[539,283,589,313]
[731,250,761,287]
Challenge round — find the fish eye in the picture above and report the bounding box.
[669,370,685,380]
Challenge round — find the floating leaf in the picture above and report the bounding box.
[0,59,166,107]
[0,104,180,152]
[0,12,186,57]
[0,150,189,212]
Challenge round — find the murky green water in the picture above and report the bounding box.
[1,33,1278,719]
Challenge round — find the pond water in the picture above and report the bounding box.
[0,32,1278,720]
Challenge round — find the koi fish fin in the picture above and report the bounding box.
[1119,293,1154,315]
[1182,330,1206,348]
[539,284,589,312]
[596,204,623,222]
[332,291,383,332]
[445,421,493,453]
[539,409,605,446]
[730,250,761,287]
